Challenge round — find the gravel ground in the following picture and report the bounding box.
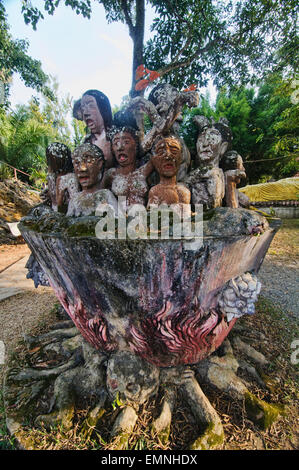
[259,257,299,318]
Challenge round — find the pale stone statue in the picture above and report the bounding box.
[67,143,117,217]
[184,116,232,210]
[127,85,199,157]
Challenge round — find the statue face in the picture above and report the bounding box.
[111,131,137,168]
[152,137,182,178]
[106,351,159,405]
[72,146,103,192]
[152,84,179,115]
[196,127,228,164]
[81,94,104,134]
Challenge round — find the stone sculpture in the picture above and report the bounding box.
[147,135,191,215]
[101,127,154,207]
[184,116,232,210]
[73,89,114,169]
[42,142,76,212]
[26,142,77,287]
[220,150,250,208]
[148,84,192,181]
[67,142,117,217]
[127,85,199,156]
[9,82,283,451]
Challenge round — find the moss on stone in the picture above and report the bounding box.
[151,422,171,445]
[189,422,224,450]
[245,391,286,430]
[14,428,38,450]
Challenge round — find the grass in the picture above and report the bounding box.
[267,218,299,260]
[0,389,16,450]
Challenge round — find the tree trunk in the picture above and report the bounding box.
[130,0,145,97]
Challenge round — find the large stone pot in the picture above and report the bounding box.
[19,207,280,368]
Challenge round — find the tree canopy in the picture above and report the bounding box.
[0,2,53,107]
[21,0,299,96]
[181,74,299,184]
[0,77,85,186]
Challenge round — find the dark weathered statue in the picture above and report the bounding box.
[73,89,114,169]
[101,127,154,207]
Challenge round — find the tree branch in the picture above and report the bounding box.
[120,0,135,38]
[158,36,220,77]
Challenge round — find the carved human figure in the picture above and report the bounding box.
[127,84,199,159]
[101,127,154,207]
[148,84,192,182]
[184,117,232,210]
[220,150,247,208]
[43,142,78,213]
[73,90,114,169]
[67,143,117,217]
[148,135,191,216]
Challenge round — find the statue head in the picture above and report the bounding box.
[148,83,180,116]
[46,142,73,175]
[72,143,105,193]
[151,135,182,179]
[73,90,113,134]
[106,351,159,405]
[110,126,140,169]
[220,150,245,172]
[194,116,233,167]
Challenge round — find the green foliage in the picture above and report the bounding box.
[0,2,53,107]
[0,76,84,182]
[20,1,298,95]
[180,74,299,183]
[0,105,54,176]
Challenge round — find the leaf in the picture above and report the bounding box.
[135,79,150,91]
[183,84,197,92]
[148,70,160,82]
[135,64,146,80]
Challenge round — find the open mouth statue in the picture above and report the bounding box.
[7,85,282,450]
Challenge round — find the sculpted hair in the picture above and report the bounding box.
[82,89,113,131]
[109,126,141,163]
[148,83,178,106]
[72,143,105,161]
[46,142,73,174]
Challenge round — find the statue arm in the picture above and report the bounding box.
[100,168,115,189]
[142,159,155,179]
[56,175,66,209]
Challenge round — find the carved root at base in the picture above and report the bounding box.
[3,322,285,450]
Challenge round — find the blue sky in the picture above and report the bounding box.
[4,0,145,108]
[4,0,215,111]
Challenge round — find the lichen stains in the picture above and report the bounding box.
[245,391,286,430]
[190,421,224,450]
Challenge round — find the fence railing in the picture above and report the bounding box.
[0,160,41,191]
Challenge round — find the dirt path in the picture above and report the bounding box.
[259,258,299,318]
[0,244,58,388]
[0,244,31,273]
